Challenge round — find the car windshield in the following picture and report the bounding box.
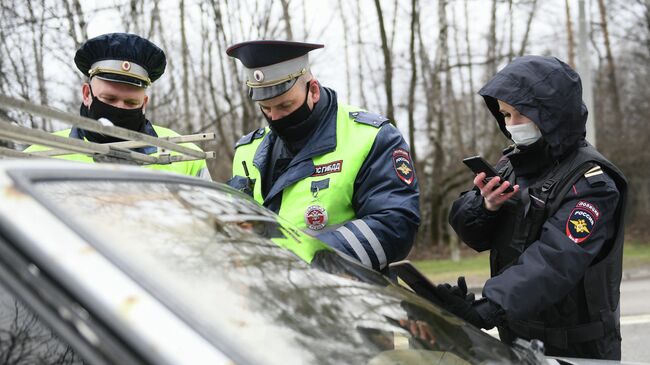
[30,178,529,365]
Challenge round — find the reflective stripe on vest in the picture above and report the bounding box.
[24,126,207,177]
[232,103,381,233]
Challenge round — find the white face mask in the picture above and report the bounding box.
[505,122,542,146]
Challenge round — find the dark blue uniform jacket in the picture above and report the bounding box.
[449,56,622,330]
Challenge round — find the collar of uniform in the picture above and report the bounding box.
[259,87,338,205]
[71,119,159,155]
[506,138,553,178]
[252,131,275,182]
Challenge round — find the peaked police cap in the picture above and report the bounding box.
[226,40,323,101]
[74,33,166,88]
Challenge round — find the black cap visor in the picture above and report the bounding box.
[93,73,148,88]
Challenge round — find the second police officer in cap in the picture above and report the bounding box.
[227,41,420,271]
[26,33,211,179]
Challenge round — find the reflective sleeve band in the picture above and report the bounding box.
[351,219,387,269]
[336,226,372,268]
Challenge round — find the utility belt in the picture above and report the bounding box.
[507,312,618,349]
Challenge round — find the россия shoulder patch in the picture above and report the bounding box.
[565,200,601,244]
[392,148,415,186]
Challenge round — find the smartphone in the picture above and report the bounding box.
[462,155,514,193]
[389,260,443,306]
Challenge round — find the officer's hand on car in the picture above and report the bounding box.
[474,172,519,211]
[435,277,487,329]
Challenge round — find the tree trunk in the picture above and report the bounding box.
[373,0,395,123]
[407,0,418,164]
[207,0,234,161]
[486,0,498,77]
[450,2,466,159]
[337,0,352,101]
[518,0,538,56]
[464,0,477,152]
[645,0,650,55]
[62,0,81,49]
[483,0,501,147]
[597,0,623,131]
[565,0,576,67]
[356,0,368,108]
[431,0,448,249]
[508,0,514,61]
[414,7,436,250]
[279,0,294,40]
[27,0,49,130]
[180,0,191,131]
[72,0,88,42]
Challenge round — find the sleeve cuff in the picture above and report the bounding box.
[468,191,499,218]
[473,298,506,329]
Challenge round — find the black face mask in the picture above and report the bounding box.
[264,84,318,148]
[80,88,146,143]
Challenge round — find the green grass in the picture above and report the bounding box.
[411,251,490,286]
[622,240,650,269]
[412,241,650,286]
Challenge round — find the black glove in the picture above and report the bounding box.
[435,280,486,329]
[440,276,475,303]
[226,175,256,197]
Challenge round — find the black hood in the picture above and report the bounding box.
[478,55,587,158]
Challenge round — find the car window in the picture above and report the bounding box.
[31,180,529,365]
[0,282,84,364]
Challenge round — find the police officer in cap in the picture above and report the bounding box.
[26,32,211,180]
[437,56,627,359]
[226,40,420,271]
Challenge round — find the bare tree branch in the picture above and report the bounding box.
[518,0,538,56]
[279,0,294,40]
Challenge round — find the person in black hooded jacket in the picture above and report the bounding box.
[439,56,627,360]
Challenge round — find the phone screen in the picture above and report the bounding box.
[462,156,513,193]
[462,156,498,176]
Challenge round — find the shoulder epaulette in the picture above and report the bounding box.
[235,127,266,148]
[583,165,607,187]
[349,111,390,128]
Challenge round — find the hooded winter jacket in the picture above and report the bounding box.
[449,56,627,360]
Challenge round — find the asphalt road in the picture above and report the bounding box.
[620,276,650,363]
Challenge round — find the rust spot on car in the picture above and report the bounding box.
[119,295,139,316]
[3,185,26,199]
[79,246,96,255]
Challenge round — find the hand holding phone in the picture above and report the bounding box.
[462,156,514,193]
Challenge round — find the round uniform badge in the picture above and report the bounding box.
[253,69,264,82]
[304,205,328,230]
[121,61,131,71]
